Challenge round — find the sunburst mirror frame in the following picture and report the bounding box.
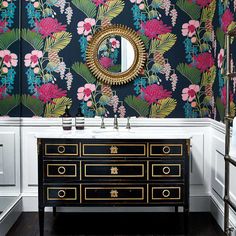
[86,24,146,85]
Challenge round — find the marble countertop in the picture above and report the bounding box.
[34,127,192,139]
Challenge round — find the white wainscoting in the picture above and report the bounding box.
[1,117,236,234]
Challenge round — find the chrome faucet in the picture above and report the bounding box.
[114,114,118,129]
[100,116,105,129]
[126,117,131,129]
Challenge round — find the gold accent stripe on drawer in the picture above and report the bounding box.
[47,187,77,200]
[45,144,79,156]
[152,187,181,200]
[46,164,77,177]
[82,144,146,156]
[84,187,144,201]
[150,144,183,156]
[84,164,144,178]
[152,164,181,177]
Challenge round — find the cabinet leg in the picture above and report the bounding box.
[175,206,178,213]
[39,207,44,236]
[53,207,56,217]
[184,208,189,235]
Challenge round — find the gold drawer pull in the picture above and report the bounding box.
[110,189,118,198]
[162,189,170,198]
[163,146,170,154]
[162,166,171,175]
[58,166,66,175]
[57,146,65,154]
[110,167,119,175]
[58,190,66,198]
[110,146,118,154]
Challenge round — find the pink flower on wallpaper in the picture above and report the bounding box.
[193,52,214,72]
[0,20,8,33]
[195,0,213,8]
[182,85,199,102]
[218,49,224,68]
[99,56,113,69]
[130,0,144,9]
[92,0,108,6]
[221,9,234,33]
[0,50,18,67]
[0,86,6,100]
[35,83,67,103]
[77,18,96,36]
[141,19,172,39]
[24,50,43,68]
[141,84,172,104]
[221,85,233,106]
[182,20,200,37]
[110,38,120,49]
[35,18,66,38]
[77,83,96,101]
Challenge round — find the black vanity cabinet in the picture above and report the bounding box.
[38,138,190,235]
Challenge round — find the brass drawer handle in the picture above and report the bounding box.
[58,166,66,175]
[110,189,118,198]
[57,146,65,154]
[162,189,170,198]
[110,167,119,175]
[162,166,171,175]
[58,190,66,198]
[163,146,170,154]
[110,146,118,154]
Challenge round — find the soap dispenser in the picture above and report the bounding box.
[75,107,84,130]
[62,105,72,130]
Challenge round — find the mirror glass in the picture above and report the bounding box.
[97,35,135,73]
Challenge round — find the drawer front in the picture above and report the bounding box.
[82,142,146,157]
[44,161,79,179]
[43,139,79,157]
[149,143,183,157]
[150,161,183,180]
[150,185,184,203]
[46,186,78,201]
[82,184,146,204]
[82,161,146,180]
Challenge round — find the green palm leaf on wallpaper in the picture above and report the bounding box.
[216,97,236,122]
[97,0,125,21]
[216,28,225,49]
[0,29,19,50]
[150,98,177,118]
[72,0,96,18]
[177,63,201,84]
[22,95,44,116]
[72,62,96,84]
[201,66,216,87]
[176,0,201,20]
[124,95,149,117]
[45,32,72,52]
[21,29,44,50]
[150,33,177,55]
[201,0,216,23]
[0,95,20,116]
[44,97,72,117]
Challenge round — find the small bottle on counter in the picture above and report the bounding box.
[75,107,84,130]
[62,105,72,130]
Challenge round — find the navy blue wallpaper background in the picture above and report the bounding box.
[0,0,236,120]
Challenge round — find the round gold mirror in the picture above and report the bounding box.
[86,25,146,85]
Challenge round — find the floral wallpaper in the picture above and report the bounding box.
[0,0,236,119]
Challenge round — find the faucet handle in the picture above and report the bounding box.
[126,117,131,129]
[101,116,105,129]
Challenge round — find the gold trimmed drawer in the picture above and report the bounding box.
[81,141,147,157]
[149,161,183,180]
[44,161,80,179]
[150,185,184,203]
[82,184,147,204]
[149,143,183,157]
[42,139,79,157]
[45,186,79,203]
[82,161,146,180]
